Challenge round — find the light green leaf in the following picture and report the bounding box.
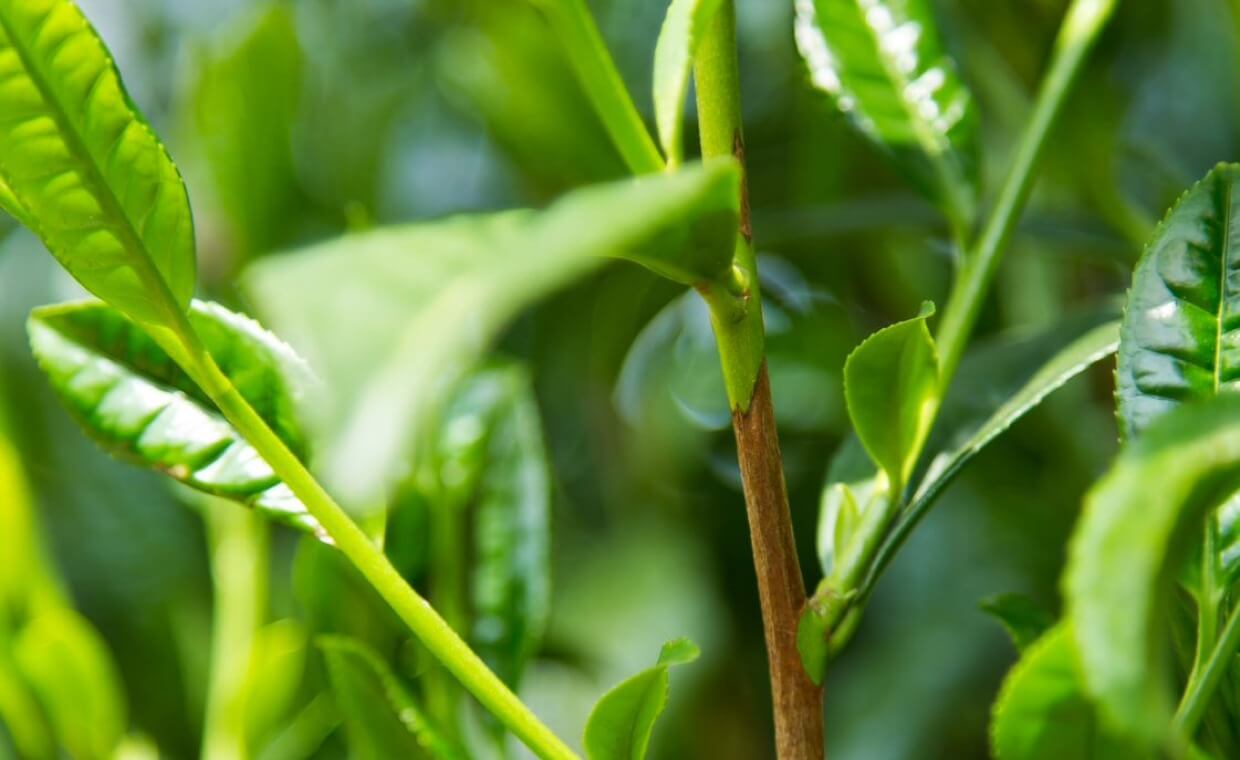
[583,637,700,760]
[794,0,976,229]
[190,4,302,259]
[241,620,307,755]
[1065,396,1240,743]
[0,0,195,326]
[245,161,740,507]
[1117,163,1240,440]
[816,436,887,578]
[980,593,1055,653]
[13,607,126,760]
[990,623,1131,760]
[843,302,939,491]
[27,300,323,537]
[438,365,551,691]
[0,176,29,227]
[652,0,724,166]
[318,635,465,760]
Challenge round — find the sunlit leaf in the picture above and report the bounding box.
[27,300,323,537]
[794,0,976,228]
[318,635,465,760]
[245,161,740,506]
[1117,163,1240,440]
[652,0,725,166]
[981,593,1055,653]
[1065,396,1240,743]
[240,619,307,754]
[0,0,195,326]
[844,302,939,491]
[583,637,700,760]
[13,607,126,760]
[0,176,29,227]
[990,623,1130,760]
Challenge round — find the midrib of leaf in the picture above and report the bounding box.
[0,8,184,328]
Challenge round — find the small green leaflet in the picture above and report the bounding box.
[652,0,725,166]
[843,302,939,493]
[318,635,465,760]
[980,593,1055,653]
[0,0,196,327]
[245,161,740,508]
[584,637,700,760]
[1065,396,1240,744]
[27,300,323,538]
[794,0,976,229]
[990,623,1130,760]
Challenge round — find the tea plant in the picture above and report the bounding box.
[7,0,1240,758]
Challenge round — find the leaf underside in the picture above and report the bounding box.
[28,300,323,537]
[0,0,195,325]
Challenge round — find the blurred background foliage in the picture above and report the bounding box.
[0,0,1236,757]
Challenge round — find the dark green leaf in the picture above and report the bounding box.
[245,161,740,506]
[1066,396,1240,743]
[13,607,126,760]
[318,635,465,760]
[652,0,724,166]
[27,300,323,537]
[583,637,700,760]
[794,0,976,227]
[843,302,939,491]
[981,593,1055,652]
[990,623,1130,760]
[1117,163,1240,440]
[0,0,195,326]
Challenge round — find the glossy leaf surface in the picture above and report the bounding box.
[990,624,1129,760]
[794,0,976,225]
[583,637,700,760]
[28,300,322,536]
[1117,163,1240,440]
[245,161,740,506]
[0,0,195,325]
[843,302,939,490]
[318,635,464,760]
[652,0,724,165]
[1066,396,1240,743]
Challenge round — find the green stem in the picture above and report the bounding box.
[1175,594,1240,739]
[934,0,1118,385]
[176,330,578,760]
[536,0,664,175]
[201,506,268,760]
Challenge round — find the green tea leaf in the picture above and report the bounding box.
[13,607,126,760]
[583,637,700,760]
[318,635,465,760]
[0,0,195,326]
[240,620,307,754]
[245,161,740,506]
[794,0,976,228]
[190,4,302,259]
[27,300,323,537]
[0,176,29,227]
[817,436,887,578]
[439,365,551,690]
[990,623,1130,760]
[1117,163,1240,440]
[652,0,724,166]
[843,302,939,491]
[1065,396,1240,743]
[980,593,1055,653]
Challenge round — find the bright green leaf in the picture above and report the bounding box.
[980,593,1055,653]
[583,637,700,760]
[245,161,740,507]
[0,0,195,326]
[1117,163,1240,440]
[318,635,465,760]
[990,623,1131,760]
[1065,396,1240,743]
[0,176,29,228]
[13,607,126,760]
[843,302,939,491]
[816,436,887,578]
[794,0,977,229]
[27,300,323,537]
[652,0,724,166]
[241,619,307,755]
